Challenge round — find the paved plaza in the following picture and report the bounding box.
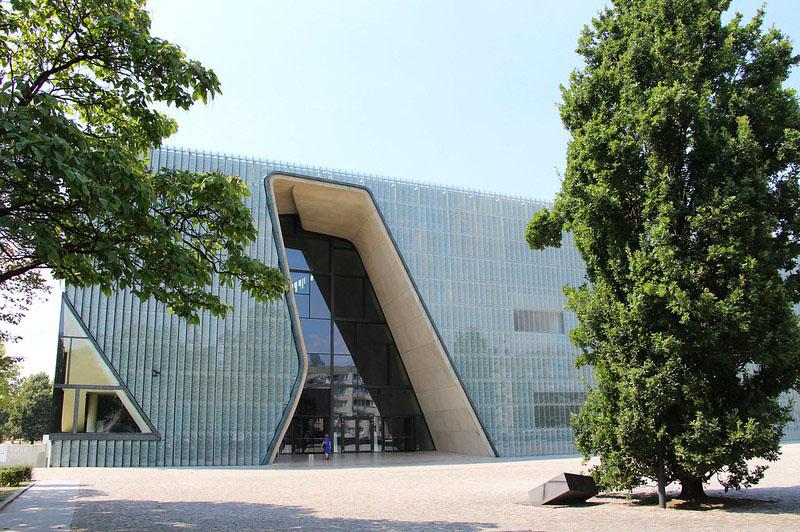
[1,444,798,531]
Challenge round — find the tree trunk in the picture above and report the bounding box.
[656,444,667,508]
[677,477,705,500]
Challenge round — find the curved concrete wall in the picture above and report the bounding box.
[268,174,495,458]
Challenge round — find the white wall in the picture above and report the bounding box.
[0,443,47,468]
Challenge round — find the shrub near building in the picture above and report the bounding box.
[0,466,32,487]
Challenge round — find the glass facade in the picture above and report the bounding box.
[50,149,300,467]
[48,146,800,467]
[278,215,434,453]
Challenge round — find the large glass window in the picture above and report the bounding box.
[280,214,433,454]
[52,304,153,436]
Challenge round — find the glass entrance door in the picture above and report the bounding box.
[357,418,373,452]
[337,417,373,453]
[292,416,329,454]
[382,417,414,451]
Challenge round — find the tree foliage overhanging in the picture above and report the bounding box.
[0,0,286,336]
[526,0,800,498]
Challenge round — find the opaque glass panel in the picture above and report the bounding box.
[334,276,363,319]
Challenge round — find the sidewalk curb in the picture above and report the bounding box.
[0,482,34,513]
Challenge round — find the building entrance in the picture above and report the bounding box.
[338,416,373,453]
[278,215,435,456]
[288,416,330,454]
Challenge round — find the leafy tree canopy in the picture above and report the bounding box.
[0,342,19,413]
[0,0,286,337]
[527,0,800,500]
[4,371,50,442]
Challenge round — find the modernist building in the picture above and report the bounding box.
[48,147,800,466]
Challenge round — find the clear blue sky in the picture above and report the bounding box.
[9,0,800,376]
[148,0,800,199]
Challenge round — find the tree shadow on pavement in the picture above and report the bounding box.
[69,496,499,531]
[0,486,106,530]
[597,485,800,515]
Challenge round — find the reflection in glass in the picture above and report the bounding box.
[333,324,351,355]
[85,392,141,433]
[295,294,309,318]
[292,274,331,319]
[332,369,354,385]
[357,418,372,451]
[306,353,331,387]
[62,308,87,338]
[338,418,357,452]
[291,271,310,294]
[299,318,330,353]
[309,276,331,319]
[333,354,356,372]
[54,304,150,435]
[281,214,433,454]
[283,231,330,272]
[286,248,309,270]
[286,417,329,454]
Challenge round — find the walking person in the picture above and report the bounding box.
[322,435,332,460]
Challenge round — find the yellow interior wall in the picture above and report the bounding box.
[66,339,117,386]
[59,308,151,433]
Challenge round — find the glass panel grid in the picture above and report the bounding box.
[53,147,800,466]
[281,214,433,454]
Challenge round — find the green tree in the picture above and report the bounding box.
[526,0,800,504]
[0,344,18,403]
[5,372,51,442]
[0,343,20,439]
[0,0,286,338]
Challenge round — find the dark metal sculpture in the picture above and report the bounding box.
[529,473,599,506]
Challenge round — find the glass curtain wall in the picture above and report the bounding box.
[279,215,434,454]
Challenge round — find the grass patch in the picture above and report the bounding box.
[0,482,30,504]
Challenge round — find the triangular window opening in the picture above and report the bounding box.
[54,302,151,434]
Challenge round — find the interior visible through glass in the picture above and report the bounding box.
[52,305,149,435]
[279,214,435,454]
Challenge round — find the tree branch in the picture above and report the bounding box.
[0,261,44,285]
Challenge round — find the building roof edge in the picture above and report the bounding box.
[156,145,554,207]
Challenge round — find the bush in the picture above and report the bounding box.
[0,466,32,487]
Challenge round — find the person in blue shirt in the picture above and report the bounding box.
[322,435,332,460]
